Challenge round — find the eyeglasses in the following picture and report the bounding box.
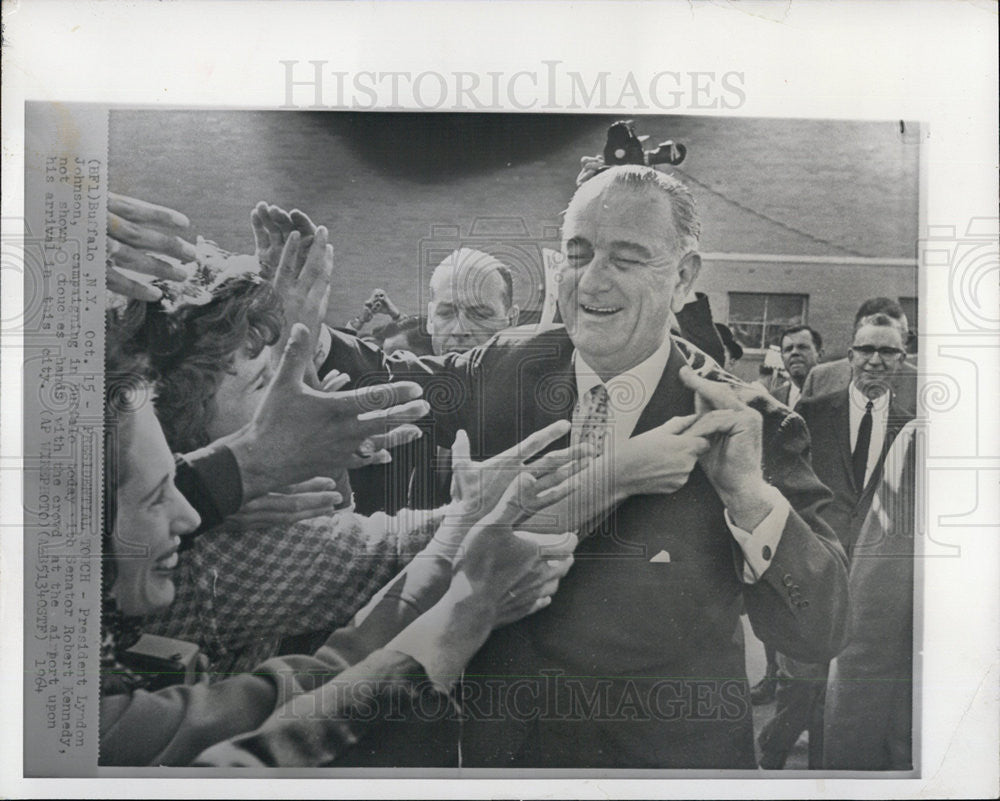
[850,345,905,360]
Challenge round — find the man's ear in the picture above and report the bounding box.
[508,304,520,327]
[670,252,702,314]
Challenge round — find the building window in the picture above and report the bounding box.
[728,293,808,350]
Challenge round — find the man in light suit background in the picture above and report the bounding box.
[758,311,915,769]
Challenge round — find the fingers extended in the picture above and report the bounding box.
[106,267,163,302]
[107,238,188,281]
[108,193,191,230]
[108,212,197,262]
[345,381,424,416]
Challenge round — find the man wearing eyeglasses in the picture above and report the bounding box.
[796,312,915,560]
[757,311,914,769]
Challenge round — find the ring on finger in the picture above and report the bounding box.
[353,438,376,459]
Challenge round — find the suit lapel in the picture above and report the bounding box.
[519,329,577,455]
[832,390,859,493]
[630,340,696,438]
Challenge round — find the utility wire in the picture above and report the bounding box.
[673,167,873,259]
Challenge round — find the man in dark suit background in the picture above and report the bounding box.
[801,297,917,417]
[323,165,850,769]
[758,312,915,769]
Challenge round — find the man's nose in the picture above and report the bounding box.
[577,254,613,295]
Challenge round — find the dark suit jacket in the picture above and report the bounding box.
[324,326,850,768]
[796,389,914,557]
[770,381,794,408]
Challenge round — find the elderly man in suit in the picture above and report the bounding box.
[322,165,850,769]
[757,312,915,769]
[801,297,917,416]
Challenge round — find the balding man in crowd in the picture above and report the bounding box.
[426,247,520,355]
[322,165,850,768]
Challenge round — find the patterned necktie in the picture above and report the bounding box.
[572,384,611,457]
[852,399,874,489]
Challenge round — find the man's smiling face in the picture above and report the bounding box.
[559,181,698,378]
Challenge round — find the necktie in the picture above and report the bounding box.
[852,400,874,489]
[571,384,611,457]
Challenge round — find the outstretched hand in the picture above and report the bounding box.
[271,225,333,359]
[225,477,342,530]
[225,323,428,500]
[450,419,592,524]
[251,202,318,278]
[453,472,578,626]
[106,193,196,300]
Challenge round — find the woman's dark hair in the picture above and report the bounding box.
[112,276,284,453]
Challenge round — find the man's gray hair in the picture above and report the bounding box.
[566,165,702,254]
[856,312,905,336]
[855,310,908,337]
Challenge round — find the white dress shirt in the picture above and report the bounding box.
[848,382,891,488]
[787,381,802,410]
[573,336,788,584]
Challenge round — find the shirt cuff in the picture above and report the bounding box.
[174,444,244,532]
[724,485,789,583]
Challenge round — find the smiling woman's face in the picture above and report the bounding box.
[111,400,200,617]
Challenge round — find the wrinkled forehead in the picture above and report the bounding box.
[563,182,680,251]
[853,322,904,348]
[430,259,507,305]
[783,330,817,349]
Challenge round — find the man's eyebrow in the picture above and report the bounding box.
[609,241,654,259]
[465,304,496,317]
[139,474,172,505]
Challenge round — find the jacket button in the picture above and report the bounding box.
[800,599,810,608]
[783,574,794,587]
[761,545,772,561]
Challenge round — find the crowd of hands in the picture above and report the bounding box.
[107,184,773,630]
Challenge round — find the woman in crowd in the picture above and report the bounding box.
[100,336,577,766]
